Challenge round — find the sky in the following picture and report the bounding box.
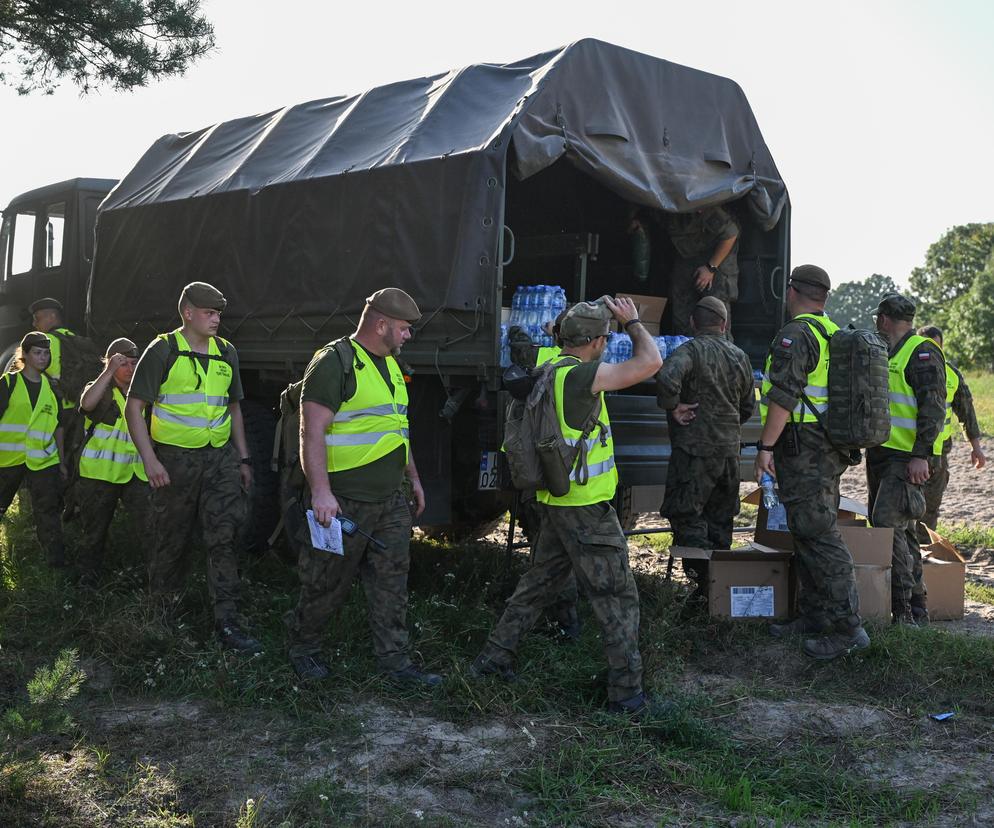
[1,0,992,288]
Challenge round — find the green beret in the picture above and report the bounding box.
[366,288,421,323]
[29,297,63,314]
[180,282,227,311]
[20,331,51,351]
[789,264,831,291]
[105,337,139,359]
[695,295,728,322]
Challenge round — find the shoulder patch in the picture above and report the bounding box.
[780,337,793,348]
[917,352,931,361]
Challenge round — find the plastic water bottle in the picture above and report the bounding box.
[499,323,510,367]
[616,333,632,363]
[654,336,667,361]
[760,472,779,510]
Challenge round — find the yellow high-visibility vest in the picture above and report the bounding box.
[882,334,940,455]
[79,386,148,484]
[150,331,233,448]
[0,372,60,470]
[46,327,78,409]
[760,313,839,424]
[536,345,562,365]
[325,339,409,472]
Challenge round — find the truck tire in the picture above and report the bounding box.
[616,485,636,531]
[239,398,280,554]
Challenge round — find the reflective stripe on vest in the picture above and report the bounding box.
[150,330,234,448]
[537,359,617,507]
[325,339,410,472]
[760,313,838,424]
[881,334,936,454]
[79,386,148,484]
[0,372,60,470]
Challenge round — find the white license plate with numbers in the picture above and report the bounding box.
[478,451,499,490]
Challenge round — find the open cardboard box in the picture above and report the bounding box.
[615,293,667,336]
[669,542,791,620]
[742,489,894,620]
[921,527,967,620]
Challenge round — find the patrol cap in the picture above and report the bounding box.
[559,300,612,345]
[789,264,831,291]
[20,331,51,351]
[694,295,728,322]
[366,287,421,323]
[105,337,139,359]
[876,292,916,321]
[29,297,63,314]
[179,281,227,311]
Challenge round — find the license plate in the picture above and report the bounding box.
[478,451,499,490]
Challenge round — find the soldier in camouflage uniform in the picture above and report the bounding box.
[473,297,664,716]
[73,338,149,584]
[125,282,260,652]
[756,265,869,660]
[284,288,441,688]
[915,325,986,544]
[656,296,754,604]
[868,295,946,624]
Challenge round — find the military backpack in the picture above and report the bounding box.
[47,329,103,403]
[800,318,890,452]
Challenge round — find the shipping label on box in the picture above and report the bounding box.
[730,585,776,617]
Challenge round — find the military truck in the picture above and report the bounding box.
[17,40,792,543]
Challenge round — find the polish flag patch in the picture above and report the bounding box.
[918,352,931,360]
[780,337,793,347]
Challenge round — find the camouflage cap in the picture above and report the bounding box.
[28,297,63,313]
[105,337,139,359]
[559,300,612,345]
[20,331,51,351]
[366,287,421,322]
[876,292,916,321]
[789,264,831,291]
[695,295,728,322]
[180,282,227,311]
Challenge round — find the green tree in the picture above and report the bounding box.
[945,252,994,370]
[0,0,215,94]
[909,223,994,326]
[825,272,899,330]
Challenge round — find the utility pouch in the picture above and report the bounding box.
[536,436,571,497]
[782,421,801,457]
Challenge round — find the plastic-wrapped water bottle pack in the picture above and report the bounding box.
[500,284,568,366]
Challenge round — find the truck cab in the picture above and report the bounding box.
[0,178,116,362]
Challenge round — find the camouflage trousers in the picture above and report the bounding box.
[775,425,861,631]
[285,488,413,671]
[75,476,150,578]
[147,442,248,623]
[867,452,927,603]
[0,463,64,565]
[668,258,734,339]
[916,450,950,545]
[480,501,643,702]
[661,449,739,585]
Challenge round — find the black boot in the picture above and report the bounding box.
[910,594,930,626]
[217,622,263,654]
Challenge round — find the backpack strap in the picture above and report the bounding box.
[161,332,234,391]
[330,337,357,402]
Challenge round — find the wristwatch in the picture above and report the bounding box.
[705,262,719,274]
[623,318,642,330]
[240,457,253,465]
[756,443,776,452]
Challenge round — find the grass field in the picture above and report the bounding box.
[961,370,994,435]
[3,496,994,826]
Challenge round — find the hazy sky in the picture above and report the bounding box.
[2,0,992,287]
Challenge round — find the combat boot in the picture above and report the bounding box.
[469,654,517,682]
[802,626,870,661]
[607,691,677,722]
[769,616,821,639]
[289,654,331,681]
[910,595,930,626]
[386,665,443,688]
[554,603,582,643]
[216,622,263,654]
[892,600,915,626]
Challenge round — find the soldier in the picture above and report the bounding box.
[915,325,986,543]
[73,338,149,585]
[755,265,869,660]
[124,282,260,652]
[284,288,440,687]
[869,294,946,624]
[472,297,663,717]
[0,332,67,567]
[629,206,739,337]
[29,297,83,420]
[656,296,754,607]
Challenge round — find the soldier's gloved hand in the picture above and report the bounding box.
[145,457,171,489]
[312,489,340,527]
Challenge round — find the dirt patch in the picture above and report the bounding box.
[733,699,896,741]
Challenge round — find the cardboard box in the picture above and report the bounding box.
[921,528,967,620]
[670,543,792,620]
[854,565,892,620]
[615,293,667,336]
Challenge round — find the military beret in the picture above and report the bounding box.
[366,288,421,323]
[560,300,612,345]
[29,297,63,313]
[180,282,227,311]
[789,264,831,291]
[20,331,51,351]
[105,337,139,359]
[876,292,916,321]
[695,295,728,322]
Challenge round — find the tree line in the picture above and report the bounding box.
[827,223,994,370]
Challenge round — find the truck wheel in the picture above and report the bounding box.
[616,485,636,531]
[239,398,280,554]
